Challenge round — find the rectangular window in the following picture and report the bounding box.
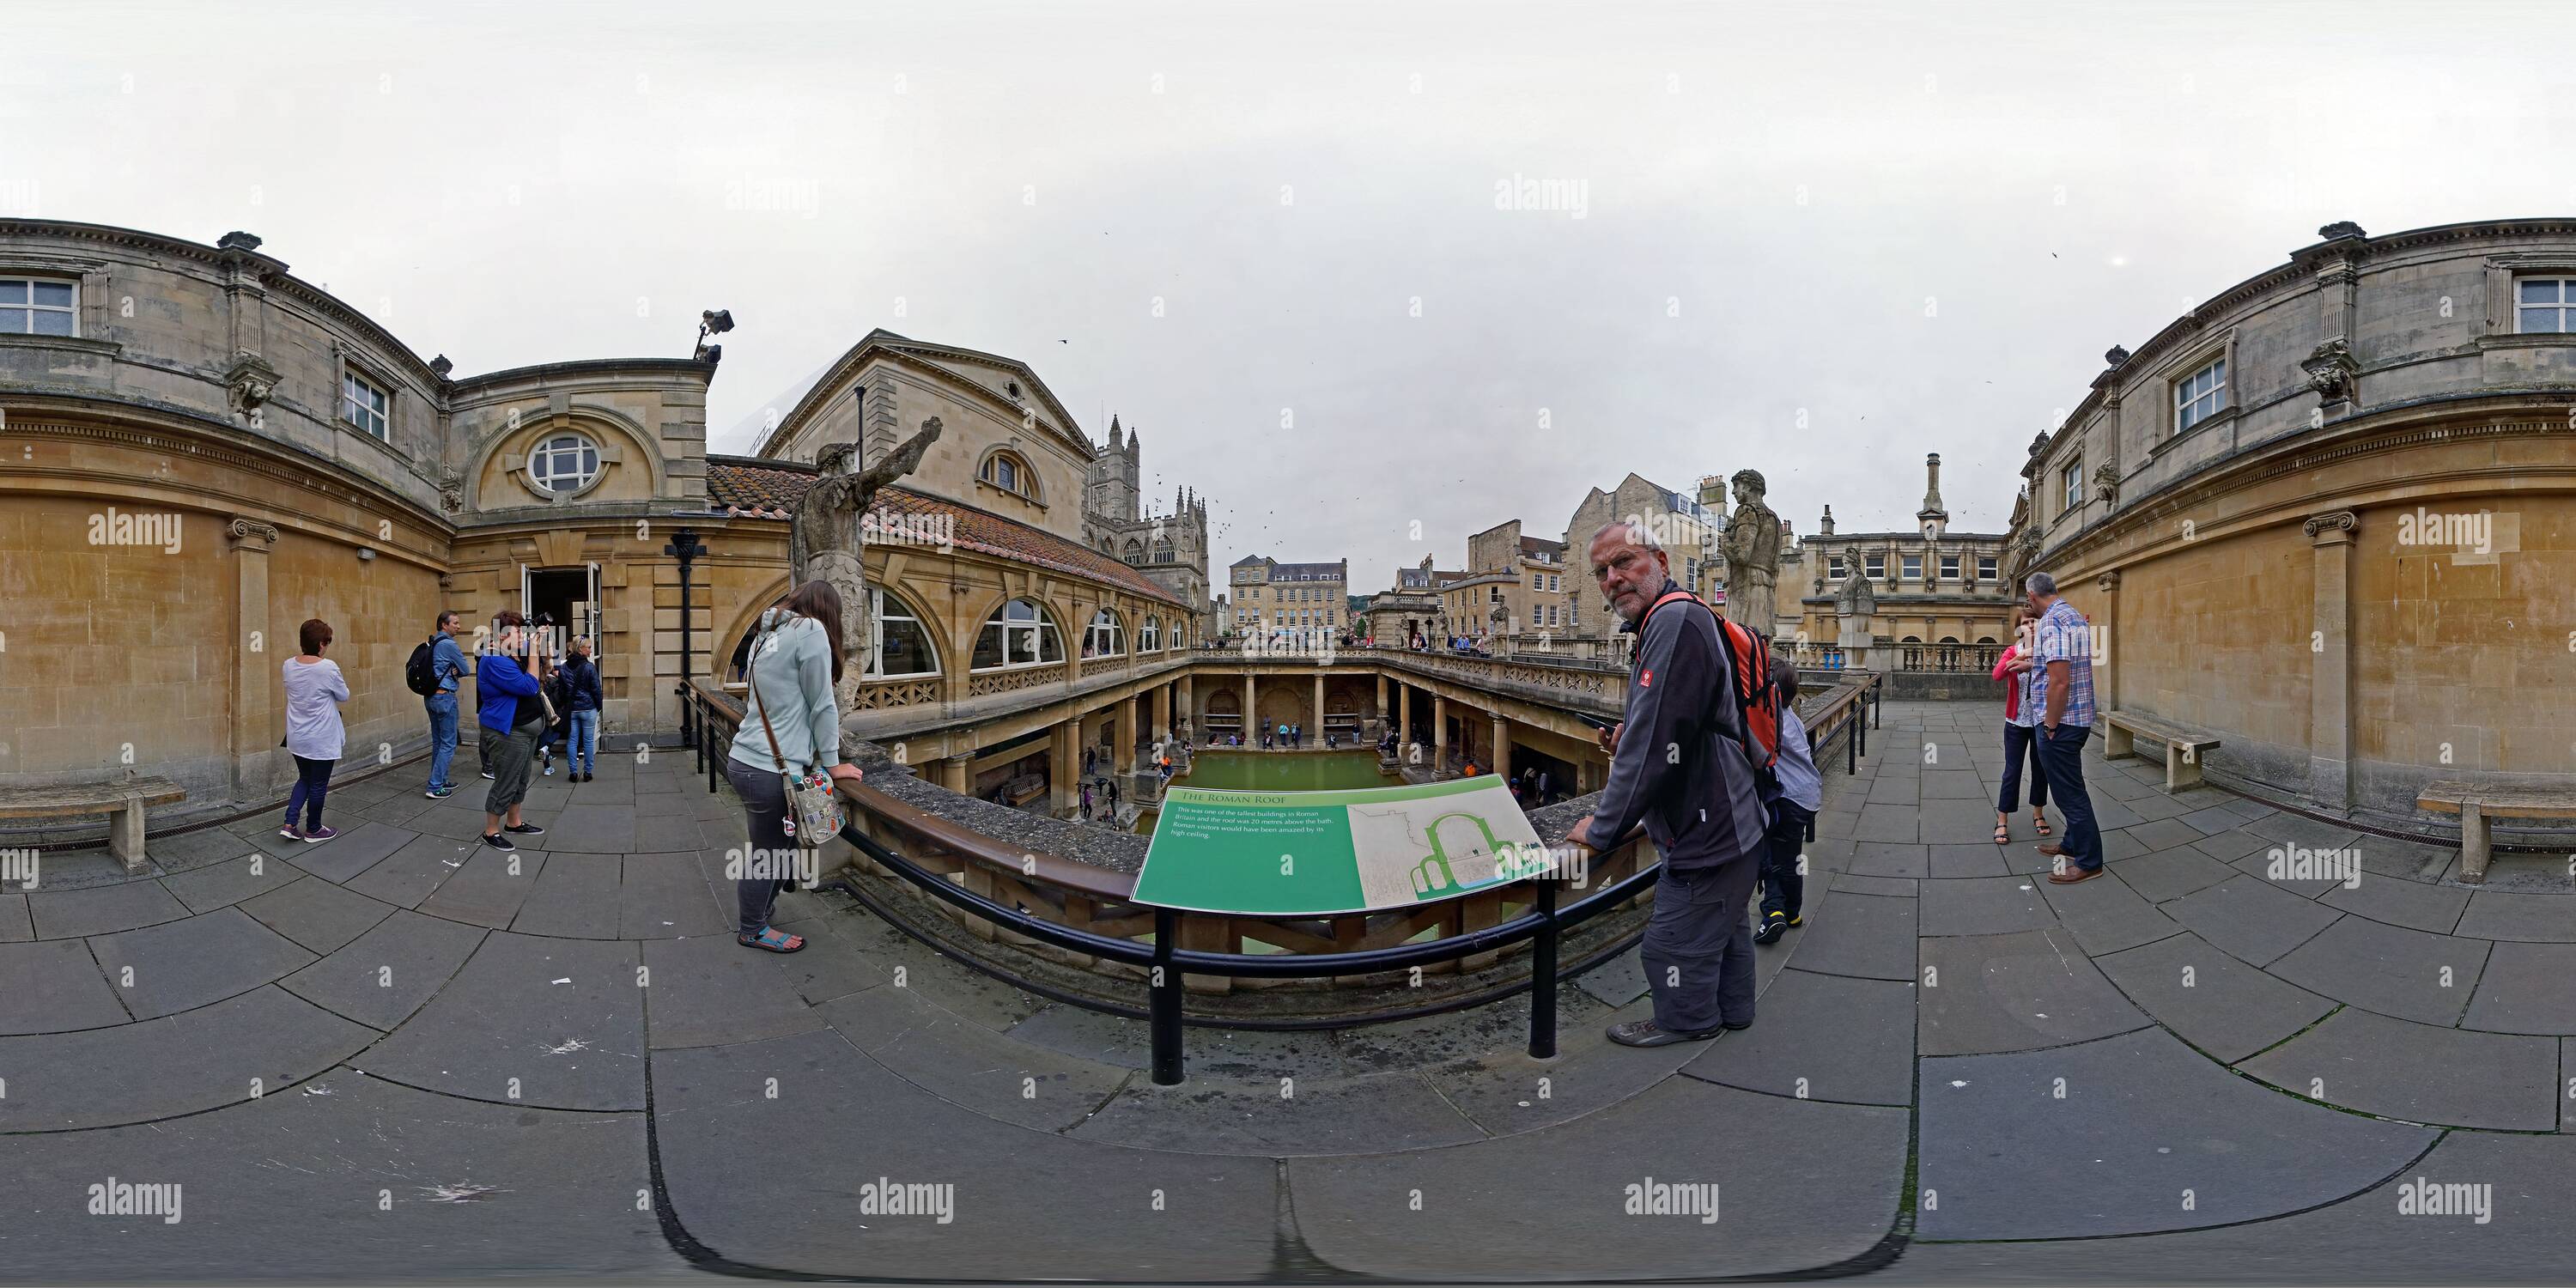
[1940,553,1960,580]
[0,277,77,335]
[1863,553,1885,580]
[1978,554,1998,580]
[1828,553,1845,578]
[1547,574,1558,592]
[343,371,391,440]
[1901,554,1923,580]
[2175,355,2227,434]
[2518,277,2576,333]
[2063,460,2084,513]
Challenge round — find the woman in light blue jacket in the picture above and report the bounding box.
[726,580,861,952]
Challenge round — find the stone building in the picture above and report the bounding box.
[2008,218,2576,836]
[1559,472,1722,642]
[1425,519,1572,647]
[1790,453,2015,659]
[0,220,746,829]
[1079,416,1212,636]
[1228,556,1348,636]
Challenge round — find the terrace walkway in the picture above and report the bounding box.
[2,702,2568,1281]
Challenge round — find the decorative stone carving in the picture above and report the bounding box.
[2098,571,2121,593]
[2300,337,2360,402]
[2303,510,2360,542]
[226,517,280,550]
[2317,221,2366,241]
[2027,431,2052,459]
[1832,568,1875,619]
[430,354,453,380]
[1716,468,1781,636]
[223,352,279,416]
[438,466,465,513]
[216,231,264,252]
[2092,462,2120,504]
[2104,345,2131,368]
[792,416,943,707]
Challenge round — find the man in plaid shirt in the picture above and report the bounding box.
[2026,572,2104,883]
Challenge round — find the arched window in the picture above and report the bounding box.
[1902,635,1923,644]
[1139,617,1160,652]
[979,450,1036,500]
[1121,538,1145,564]
[529,432,600,493]
[1153,535,1175,563]
[865,587,939,678]
[972,598,1062,670]
[1082,608,1125,659]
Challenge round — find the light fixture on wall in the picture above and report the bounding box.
[358,548,377,562]
[693,309,734,363]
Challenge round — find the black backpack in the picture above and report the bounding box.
[404,637,441,696]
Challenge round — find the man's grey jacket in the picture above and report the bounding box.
[1579,578,1769,872]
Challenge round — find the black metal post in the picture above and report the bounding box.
[1527,878,1559,1059]
[1150,908,1185,1084]
[692,693,707,779]
[1858,708,1868,761]
[1847,710,1859,775]
[665,526,708,750]
[1873,676,1881,727]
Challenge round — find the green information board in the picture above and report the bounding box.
[1133,775,1549,915]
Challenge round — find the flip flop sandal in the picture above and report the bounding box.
[2035,816,2053,836]
[738,927,805,953]
[1992,822,2012,844]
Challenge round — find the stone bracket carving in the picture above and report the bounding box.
[2303,510,2360,543]
[2301,338,2360,403]
[2097,571,2121,593]
[224,351,280,416]
[2092,462,2121,505]
[227,517,280,550]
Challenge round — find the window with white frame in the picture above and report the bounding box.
[2063,460,2084,513]
[342,370,391,440]
[1978,554,1998,580]
[1139,617,1160,652]
[528,433,600,493]
[0,277,76,335]
[2518,278,2576,332]
[1863,552,1886,580]
[1940,553,1960,580]
[980,450,1033,498]
[1902,553,1923,580]
[2175,355,2227,434]
[1828,553,1845,578]
[864,587,939,678]
[1082,608,1124,659]
[971,598,1061,669]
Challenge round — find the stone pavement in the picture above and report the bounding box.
[2,702,2569,1281]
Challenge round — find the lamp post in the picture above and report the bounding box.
[665,526,709,748]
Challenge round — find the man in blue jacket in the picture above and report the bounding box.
[1565,519,1770,1047]
[424,611,471,799]
[476,611,550,851]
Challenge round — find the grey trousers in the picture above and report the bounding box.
[481,717,544,816]
[726,757,793,938]
[1640,857,1759,1034]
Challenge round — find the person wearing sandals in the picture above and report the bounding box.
[726,580,862,954]
[1992,606,2052,845]
[281,617,349,843]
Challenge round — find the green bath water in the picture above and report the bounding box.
[1130,750,1402,835]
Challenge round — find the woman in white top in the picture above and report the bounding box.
[282,617,351,842]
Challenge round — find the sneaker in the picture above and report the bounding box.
[425,785,455,799]
[279,824,303,841]
[1753,911,1788,945]
[543,760,555,777]
[504,822,545,835]
[481,769,496,780]
[482,831,516,851]
[301,825,337,842]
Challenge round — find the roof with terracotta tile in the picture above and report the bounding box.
[705,455,1189,609]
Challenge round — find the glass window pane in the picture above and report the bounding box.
[2522,307,2560,333]
[0,307,25,332]
[0,282,26,304]
[2522,279,2561,304]
[32,281,72,306]
[1040,626,1061,662]
[878,618,934,675]
[972,626,1004,669]
[580,448,598,473]
[33,309,75,336]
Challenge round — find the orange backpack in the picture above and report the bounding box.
[1638,589,1781,785]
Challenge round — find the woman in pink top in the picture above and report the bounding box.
[1992,607,2051,845]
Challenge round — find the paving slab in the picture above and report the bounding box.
[2116,846,2245,902]
[1783,889,1916,981]
[2460,940,2576,1035]
[2164,873,2343,966]
[1073,1058,1481,1157]
[1878,1129,2575,1285]
[0,1070,671,1280]
[358,933,645,1110]
[1574,944,1649,1006]
[343,830,470,908]
[0,891,29,941]
[652,1028,1276,1280]
[2453,889,2576,943]
[1417,1015,1703,1138]
[238,875,399,955]
[2240,1005,2559,1130]
[1917,1026,2436,1240]
[1681,967,1914,1105]
[1920,770,1985,800]
[0,985,375,1131]
[1851,803,1920,842]
[2187,827,2273,863]
[279,818,418,884]
[1291,1078,1905,1280]
[404,799,504,843]
[2176,803,2245,835]
[1919,797,2008,842]
[1828,872,1916,898]
[26,879,190,939]
[641,933,829,1050]
[0,937,132,1034]
[1917,927,2148,1056]
[542,803,657,854]
[503,851,623,939]
[85,906,317,1021]
[417,846,548,928]
[2038,864,2183,956]
[1918,873,2057,938]
[157,851,301,914]
[2267,915,2491,1026]
[1864,777,1921,806]
[2244,812,2366,852]
[2093,931,2336,1063]
[1925,841,2010,878]
[2318,872,2471,934]
[132,823,259,873]
[1849,841,1929,878]
[277,909,489,1030]
[2228,845,2347,897]
[619,851,731,939]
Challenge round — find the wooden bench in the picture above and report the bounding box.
[0,777,187,874]
[2416,781,2576,884]
[2099,710,2223,792]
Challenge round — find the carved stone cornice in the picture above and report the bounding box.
[2300,337,2360,402]
[2097,571,2121,593]
[2303,510,2360,544]
[228,517,281,550]
[223,351,280,416]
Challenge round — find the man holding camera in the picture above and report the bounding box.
[476,610,551,852]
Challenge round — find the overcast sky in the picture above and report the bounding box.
[12,0,2576,593]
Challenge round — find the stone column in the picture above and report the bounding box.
[1114,694,1138,775]
[1399,683,1412,743]
[1151,684,1171,747]
[1375,675,1388,726]
[1313,673,1325,738]
[227,518,281,805]
[1433,695,1449,773]
[1491,713,1511,779]
[2306,511,2358,810]
[1245,671,1257,739]
[1050,720,1079,815]
[940,754,972,793]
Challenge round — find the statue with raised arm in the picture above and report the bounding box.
[1716,467,1782,637]
[791,416,943,703]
